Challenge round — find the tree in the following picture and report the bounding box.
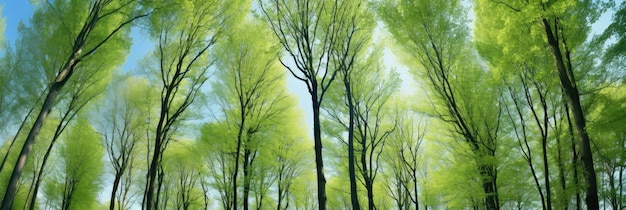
[383,109,427,210]
[43,118,104,210]
[210,17,287,210]
[201,122,236,210]
[25,65,112,210]
[274,135,312,210]
[1,1,147,208]
[140,1,246,208]
[94,75,155,210]
[352,55,399,210]
[160,140,206,210]
[259,0,358,208]
[322,1,376,208]
[380,0,504,209]
[502,67,558,210]
[473,1,610,208]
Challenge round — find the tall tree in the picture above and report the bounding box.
[380,0,504,209]
[259,0,355,208]
[140,1,246,208]
[324,0,375,208]
[502,67,557,210]
[211,17,289,210]
[352,54,399,210]
[1,1,147,208]
[473,1,609,208]
[25,62,112,210]
[94,75,155,210]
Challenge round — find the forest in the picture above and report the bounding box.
[0,0,624,209]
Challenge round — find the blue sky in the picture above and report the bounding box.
[1,1,32,43]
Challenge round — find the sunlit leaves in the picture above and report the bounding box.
[44,118,104,209]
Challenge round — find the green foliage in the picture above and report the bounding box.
[44,118,104,209]
[0,1,624,209]
[600,1,626,61]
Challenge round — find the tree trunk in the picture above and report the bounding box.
[541,18,599,210]
[277,180,283,210]
[413,170,419,210]
[109,171,123,210]
[0,102,38,175]
[556,132,568,210]
[1,83,62,210]
[616,166,624,209]
[366,178,375,210]
[478,164,499,210]
[243,149,251,210]
[28,139,56,210]
[29,110,77,210]
[566,105,581,210]
[146,82,173,210]
[542,136,553,210]
[345,76,361,210]
[311,87,327,210]
[359,134,376,210]
[144,128,163,209]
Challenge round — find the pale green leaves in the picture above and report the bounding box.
[44,118,104,209]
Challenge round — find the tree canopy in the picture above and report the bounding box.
[0,0,623,209]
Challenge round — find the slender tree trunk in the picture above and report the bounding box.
[201,181,209,210]
[146,82,173,210]
[155,165,165,209]
[359,136,376,210]
[556,133,568,210]
[109,171,123,210]
[232,110,246,210]
[311,87,327,210]
[243,149,251,210]
[542,18,598,210]
[528,156,546,210]
[23,166,38,210]
[564,103,581,210]
[277,180,283,210]
[609,168,618,210]
[29,109,76,210]
[542,137,553,210]
[619,166,623,210]
[413,170,419,210]
[345,76,361,210]
[28,138,56,210]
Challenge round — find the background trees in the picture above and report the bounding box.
[0,0,623,209]
[0,1,144,208]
